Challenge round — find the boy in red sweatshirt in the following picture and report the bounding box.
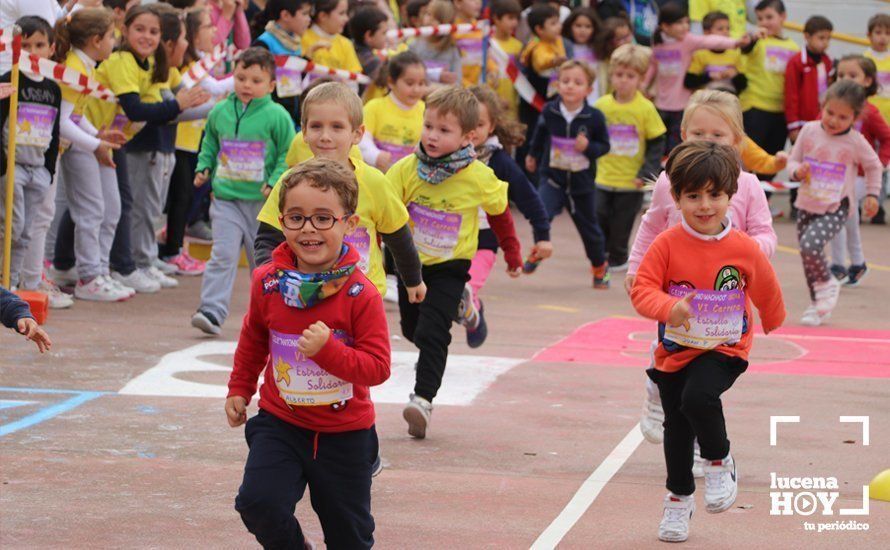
[226,159,391,550]
[785,15,834,142]
[631,141,785,543]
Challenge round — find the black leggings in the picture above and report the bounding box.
[159,150,197,258]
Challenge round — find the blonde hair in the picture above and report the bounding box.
[425,85,479,133]
[426,0,456,51]
[681,90,745,150]
[300,81,364,130]
[609,43,651,77]
[558,60,596,86]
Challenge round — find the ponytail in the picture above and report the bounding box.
[183,8,204,67]
[52,8,114,62]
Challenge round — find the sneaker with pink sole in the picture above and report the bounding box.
[165,252,205,276]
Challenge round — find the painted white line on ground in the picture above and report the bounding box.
[531,423,644,549]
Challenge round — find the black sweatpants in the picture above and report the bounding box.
[647,351,748,496]
[596,188,644,267]
[540,182,607,267]
[159,150,197,258]
[397,259,471,402]
[743,108,787,180]
[658,109,684,155]
[235,410,377,550]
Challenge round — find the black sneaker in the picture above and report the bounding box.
[466,303,488,348]
[191,310,221,335]
[845,264,868,287]
[871,207,886,225]
[829,264,848,284]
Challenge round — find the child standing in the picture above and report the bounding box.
[228,158,390,550]
[301,0,362,75]
[631,141,785,543]
[191,48,294,335]
[349,6,391,89]
[408,0,462,87]
[562,7,601,104]
[864,13,890,224]
[594,44,666,272]
[526,61,612,288]
[360,51,426,172]
[593,16,634,97]
[0,17,65,307]
[452,0,484,87]
[784,15,833,143]
[787,81,883,326]
[489,0,523,119]
[520,4,566,101]
[684,10,747,95]
[387,86,522,439]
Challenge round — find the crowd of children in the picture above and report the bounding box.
[1,1,889,547]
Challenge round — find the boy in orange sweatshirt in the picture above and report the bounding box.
[631,141,785,543]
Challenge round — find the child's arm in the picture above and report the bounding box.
[379,225,423,287]
[1,287,51,353]
[687,33,741,54]
[746,244,786,334]
[857,133,885,217]
[486,207,523,275]
[865,108,890,167]
[629,237,677,322]
[786,126,808,180]
[231,4,252,50]
[638,135,666,183]
[583,109,611,161]
[267,113,297,189]
[195,109,220,185]
[526,117,547,172]
[228,273,271,403]
[741,136,783,175]
[254,223,286,266]
[683,71,711,90]
[626,172,673,277]
[373,175,425,300]
[784,56,804,140]
[45,84,62,177]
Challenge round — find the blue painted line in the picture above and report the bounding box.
[0,386,110,395]
[0,390,106,437]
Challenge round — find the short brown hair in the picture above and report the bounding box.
[425,86,479,133]
[278,158,359,214]
[558,60,596,86]
[300,81,364,131]
[666,141,740,198]
[236,47,276,79]
[868,13,890,35]
[609,44,651,76]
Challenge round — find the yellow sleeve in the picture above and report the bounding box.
[363,100,380,137]
[102,54,141,96]
[257,170,290,228]
[169,67,182,89]
[689,51,706,75]
[364,168,410,234]
[284,133,311,167]
[531,44,556,73]
[476,165,509,215]
[644,102,668,139]
[385,157,411,203]
[741,136,778,174]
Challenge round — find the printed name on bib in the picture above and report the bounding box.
[276,66,302,98]
[270,329,353,406]
[217,139,266,182]
[801,156,846,205]
[345,226,372,274]
[764,46,795,73]
[655,49,683,76]
[607,124,640,157]
[550,135,590,171]
[374,139,415,163]
[663,286,745,350]
[408,202,462,259]
[15,103,57,148]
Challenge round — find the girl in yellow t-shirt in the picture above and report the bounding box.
[301,0,362,75]
[360,51,426,172]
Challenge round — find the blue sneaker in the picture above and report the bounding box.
[466,303,488,348]
[829,264,848,284]
[845,264,868,286]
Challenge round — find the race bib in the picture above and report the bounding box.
[344,226,371,274]
[374,139,415,163]
[764,46,795,73]
[663,286,745,350]
[457,37,482,65]
[607,124,640,157]
[111,113,146,139]
[655,49,683,77]
[705,64,731,79]
[15,103,57,148]
[270,329,353,406]
[574,45,596,65]
[275,66,302,98]
[217,139,266,182]
[408,202,461,259]
[801,156,846,205]
[550,135,590,172]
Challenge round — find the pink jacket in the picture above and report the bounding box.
[788,121,883,216]
[627,170,776,275]
[644,33,738,111]
[210,1,251,50]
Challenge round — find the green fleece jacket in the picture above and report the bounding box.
[196,94,294,201]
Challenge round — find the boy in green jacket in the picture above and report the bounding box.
[191,48,295,335]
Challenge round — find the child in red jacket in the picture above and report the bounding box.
[226,159,391,550]
[785,15,834,142]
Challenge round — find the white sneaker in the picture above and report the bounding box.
[145,266,178,288]
[112,269,161,294]
[692,442,704,478]
[403,394,432,439]
[74,275,130,302]
[457,283,480,328]
[35,279,74,309]
[703,453,738,513]
[640,378,664,444]
[384,274,398,303]
[813,278,840,317]
[48,265,78,287]
[659,493,695,542]
[609,261,629,273]
[105,275,136,297]
[800,304,822,326]
[152,257,178,275]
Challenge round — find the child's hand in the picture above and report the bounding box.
[787,129,800,143]
[262,184,273,198]
[531,241,553,260]
[176,86,211,111]
[794,162,811,182]
[550,56,567,69]
[194,170,210,187]
[17,318,52,353]
[633,177,645,189]
[668,291,697,328]
[774,151,788,170]
[98,128,127,145]
[307,41,332,56]
[298,321,330,357]
[440,71,458,84]
[225,396,248,427]
[574,133,589,153]
[406,282,426,304]
[863,195,880,219]
[375,151,393,172]
[736,34,752,48]
[506,265,522,278]
[95,140,119,167]
[718,67,738,79]
[525,155,537,173]
[755,27,768,39]
[623,274,635,295]
[0,83,15,100]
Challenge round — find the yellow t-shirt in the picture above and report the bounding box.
[740,36,798,113]
[60,51,101,125]
[363,96,424,164]
[491,37,522,119]
[257,158,408,295]
[176,61,206,153]
[284,132,362,167]
[386,156,508,266]
[455,17,484,87]
[302,27,362,74]
[865,48,890,125]
[689,0,748,38]
[594,91,666,189]
[689,48,744,78]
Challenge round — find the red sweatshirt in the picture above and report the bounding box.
[785,49,832,132]
[228,243,391,433]
[631,221,785,373]
[857,102,890,169]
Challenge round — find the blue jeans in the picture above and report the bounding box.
[539,179,606,267]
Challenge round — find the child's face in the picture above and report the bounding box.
[821,98,856,135]
[365,21,389,51]
[557,66,593,106]
[660,17,690,40]
[571,15,595,44]
[91,26,116,61]
[611,24,632,48]
[318,0,349,35]
[411,6,429,28]
[805,30,831,55]
[537,16,562,42]
[21,31,54,60]
[421,107,471,158]
[472,102,494,147]
[869,25,890,52]
[281,4,312,36]
[755,7,785,37]
[836,59,872,90]
[389,64,427,106]
[124,13,161,59]
[681,107,740,148]
[454,0,481,19]
[494,14,520,36]
[233,63,275,103]
[303,100,364,164]
[610,64,641,99]
[421,9,439,26]
[707,18,731,37]
[166,25,189,68]
[280,182,359,273]
[194,11,217,54]
[675,184,731,235]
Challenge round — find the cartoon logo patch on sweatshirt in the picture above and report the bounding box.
[262,272,282,295]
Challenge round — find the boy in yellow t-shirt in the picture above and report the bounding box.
[489,0,523,119]
[519,4,567,100]
[689,0,747,38]
[686,11,747,95]
[387,86,523,439]
[255,82,424,303]
[865,13,890,125]
[453,0,485,86]
[594,44,666,271]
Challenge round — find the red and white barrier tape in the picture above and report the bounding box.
[487,40,546,112]
[20,52,116,102]
[274,55,371,84]
[760,180,800,193]
[386,22,488,40]
[180,44,231,88]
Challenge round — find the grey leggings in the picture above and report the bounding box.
[796,199,849,300]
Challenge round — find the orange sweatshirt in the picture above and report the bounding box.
[631,220,785,373]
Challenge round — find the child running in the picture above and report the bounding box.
[787,81,883,326]
[631,140,785,543]
[227,158,390,550]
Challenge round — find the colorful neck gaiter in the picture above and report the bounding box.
[266,21,302,53]
[415,142,476,184]
[278,247,356,309]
